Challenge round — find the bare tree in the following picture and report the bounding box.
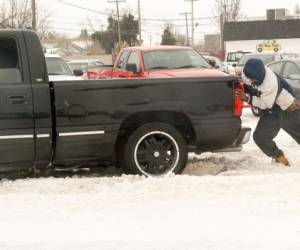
[0,0,51,40]
[174,32,187,46]
[0,0,31,28]
[36,9,51,41]
[213,0,243,52]
[213,0,243,23]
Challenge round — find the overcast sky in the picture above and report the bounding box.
[39,0,300,45]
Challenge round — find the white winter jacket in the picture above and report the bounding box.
[242,67,295,111]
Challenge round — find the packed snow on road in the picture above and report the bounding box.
[0,109,300,250]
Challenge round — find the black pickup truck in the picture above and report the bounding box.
[0,29,250,177]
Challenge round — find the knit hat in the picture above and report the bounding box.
[243,58,266,86]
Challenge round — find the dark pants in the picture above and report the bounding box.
[253,109,300,158]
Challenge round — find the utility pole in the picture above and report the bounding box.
[180,12,191,46]
[31,0,37,31]
[108,0,126,43]
[138,0,142,45]
[220,4,226,51]
[185,0,199,47]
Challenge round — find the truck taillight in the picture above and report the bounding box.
[234,82,244,117]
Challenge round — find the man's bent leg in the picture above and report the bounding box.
[282,109,300,145]
[253,112,282,157]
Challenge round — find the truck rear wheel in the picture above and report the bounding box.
[121,123,188,176]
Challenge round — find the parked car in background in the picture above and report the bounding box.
[267,59,300,98]
[87,46,225,80]
[236,52,300,77]
[225,51,251,67]
[67,59,105,79]
[234,52,282,77]
[225,51,251,75]
[279,53,300,60]
[203,55,229,73]
[45,54,84,81]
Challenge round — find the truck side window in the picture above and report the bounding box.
[0,37,22,83]
[127,52,140,72]
[117,51,129,70]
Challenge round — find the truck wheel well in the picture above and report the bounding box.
[115,111,196,156]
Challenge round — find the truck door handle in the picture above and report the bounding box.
[7,95,29,105]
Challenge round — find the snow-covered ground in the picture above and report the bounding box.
[1,109,300,250]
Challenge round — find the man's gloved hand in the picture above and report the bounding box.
[244,84,261,97]
[235,88,249,102]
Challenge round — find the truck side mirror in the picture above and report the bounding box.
[73,69,84,76]
[126,63,139,74]
[208,60,216,68]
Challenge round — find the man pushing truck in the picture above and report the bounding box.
[236,59,300,166]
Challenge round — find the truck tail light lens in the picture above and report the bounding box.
[234,82,244,117]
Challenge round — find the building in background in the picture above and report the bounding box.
[266,8,289,20]
[224,9,300,54]
[204,34,221,52]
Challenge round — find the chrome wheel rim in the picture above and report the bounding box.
[134,131,180,176]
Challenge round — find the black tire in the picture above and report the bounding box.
[251,106,261,117]
[120,122,188,176]
[274,48,279,52]
[257,48,262,52]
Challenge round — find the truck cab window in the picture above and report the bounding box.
[127,52,140,72]
[0,38,22,83]
[117,51,129,70]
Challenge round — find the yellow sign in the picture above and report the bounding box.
[256,40,282,52]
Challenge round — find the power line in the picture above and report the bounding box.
[141,16,218,22]
[141,29,161,38]
[50,20,106,28]
[57,0,115,17]
[52,27,139,36]
[53,0,218,44]
[57,0,218,22]
[49,19,214,28]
